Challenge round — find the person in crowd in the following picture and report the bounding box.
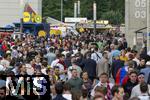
[11,46,19,59]
[115,60,134,85]
[111,85,124,100]
[125,47,132,58]
[120,49,128,62]
[75,53,84,69]
[1,40,9,53]
[147,73,150,84]
[140,61,150,83]
[91,47,102,63]
[118,40,124,51]
[27,47,38,62]
[81,53,97,82]
[0,86,7,100]
[67,69,83,92]
[127,53,137,68]
[138,82,150,100]
[40,61,48,75]
[91,73,114,99]
[72,90,82,100]
[18,64,27,75]
[130,72,150,98]
[62,46,70,57]
[50,85,57,99]
[1,29,149,100]
[67,57,82,79]
[123,71,138,99]
[35,57,42,66]
[12,62,22,75]
[139,47,150,62]
[136,59,146,73]
[0,53,10,69]
[53,82,67,100]
[129,97,140,100]
[53,66,61,82]
[0,64,5,71]
[121,67,135,85]
[80,88,89,100]
[92,86,106,100]
[0,85,26,100]
[93,95,105,100]
[112,55,124,80]
[81,71,93,93]
[64,53,72,68]
[44,47,56,66]
[63,83,72,100]
[110,44,120,64]
[81,43,89,56]
[51,54,62,68]
[132,50,140,66]
[97,51,109,77]
[51,54,67,81]
[46,68,56,85]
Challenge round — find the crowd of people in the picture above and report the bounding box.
[0,31,150,100]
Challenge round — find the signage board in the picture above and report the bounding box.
[65,17,87,23]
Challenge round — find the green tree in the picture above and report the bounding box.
[96,0,111,19]
[42,0,125,25]
[101,10,123,25]
[42,0,61,20]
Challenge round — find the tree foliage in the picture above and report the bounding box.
[101,10,123,25]
[42,0,125,25]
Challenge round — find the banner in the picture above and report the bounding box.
[23,3,42,23]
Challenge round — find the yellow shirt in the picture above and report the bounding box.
[120,56,128,62]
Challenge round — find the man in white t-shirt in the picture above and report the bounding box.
[130,73,150,98]
[91,73,113,99]
[138,82,150,100]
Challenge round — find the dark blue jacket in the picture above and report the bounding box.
[82,58,97,77]
[112,59,124,79]
[53,94,67,100]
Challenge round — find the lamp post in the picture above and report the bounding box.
[20,0,24,34]
[61,0,63,22]
[93,2,97,35]
[77,0,80,17]
[147,0,150,52]
[74,2,77,18]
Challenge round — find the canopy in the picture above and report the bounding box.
[50,29,62,35]
[46,17,64,26]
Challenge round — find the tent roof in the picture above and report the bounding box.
[46,17,64,25]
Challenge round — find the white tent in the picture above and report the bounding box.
[46,17,64,26]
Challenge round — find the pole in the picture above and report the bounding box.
[147,0,150,52]
[93,2,97,35]
[61,0,63,22]
[77,0,80,17]
[20,0,24,34]
[20,18,23,34]
[74,2,77,18]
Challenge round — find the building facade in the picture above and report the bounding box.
[0,0,42,27]
[125,0,150,51]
